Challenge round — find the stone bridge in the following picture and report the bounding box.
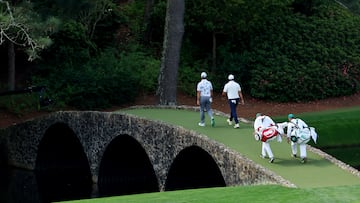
[0,111,293,196]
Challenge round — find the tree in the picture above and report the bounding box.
[0,0,58,90]
[336,0,360,14]
[157,0,184,105]
[143,0,155,44]
[77,0,114,40]
[184,0,245,71]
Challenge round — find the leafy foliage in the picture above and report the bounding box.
[0,93,40,115]
[34,47,159,109]
[337,0,360,14]
[39,20,95,69]
[246,1,360,101]
[0,0,60,60]
[177,0,360,101]
[3,0,360,110]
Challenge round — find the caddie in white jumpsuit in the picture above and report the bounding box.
[286,113,309,163]
[254,113,276,163]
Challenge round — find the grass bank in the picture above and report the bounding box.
[65,184,360,203]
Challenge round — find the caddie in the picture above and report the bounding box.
[254,113,285,163]
[286,113,312,163]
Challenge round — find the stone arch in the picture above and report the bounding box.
[0,141,8,167]
[35,122,92,202]
[0,141,9,193]
[98,134,159,197]
[2,110,295,198]
[165,145,226,191]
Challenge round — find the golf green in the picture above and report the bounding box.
[121,108,360,188]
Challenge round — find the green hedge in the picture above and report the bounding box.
[177,0,360,102]
[34,48,159,110]
[0,93,40,115]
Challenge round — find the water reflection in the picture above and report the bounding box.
[0,166,93,203]
[36,168,93,202]
[1,166,42,203]
[321,146,360,171]
[0,151,358,203]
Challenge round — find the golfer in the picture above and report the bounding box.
[196,72,215,127]
[222,74,244,128]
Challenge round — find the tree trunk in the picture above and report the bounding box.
[143,0,155,44]
[8,41,15,91]
[157,0,185,105]
[212,32,217,72]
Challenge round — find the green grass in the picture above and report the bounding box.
[272,107,360,168]
[62,107,360,203]
[120,108,360,188]
[65,184,360,203]
[272,106,360,147]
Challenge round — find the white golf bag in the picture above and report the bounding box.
[290,127,318,144]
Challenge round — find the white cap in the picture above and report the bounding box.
[201,72,207,78]
[228,74,234,80]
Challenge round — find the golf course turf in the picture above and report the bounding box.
[121,108,360,188]
[63,107,360,202]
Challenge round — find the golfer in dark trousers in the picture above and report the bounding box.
[222,74,244,129]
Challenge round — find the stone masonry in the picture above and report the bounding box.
[0,111,295,191]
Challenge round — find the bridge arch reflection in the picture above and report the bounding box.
[35,122,92,202]
[99,134,159,197]
[165,145,226,191]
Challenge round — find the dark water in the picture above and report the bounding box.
[0,166,95,203]
[320,145,360,171]
[0,150,359,203]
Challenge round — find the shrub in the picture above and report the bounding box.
[178,60,212,96]
[40,20,95,69]
[33,48,159,110]
[0,93,39,116]
[245,4,360,102]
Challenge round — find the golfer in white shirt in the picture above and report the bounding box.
[222,74,244,128]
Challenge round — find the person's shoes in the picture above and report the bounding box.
[198,122,205,127]
[292,154,297,158]
[211,118,215,127]
[260,154,266,159]
[226,119,232,126]
[301,157,307,164]
[269,157,274,163]
[234,123,240,129]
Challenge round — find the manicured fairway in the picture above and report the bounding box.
[66,184,360,203]
[122,108,360,188]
